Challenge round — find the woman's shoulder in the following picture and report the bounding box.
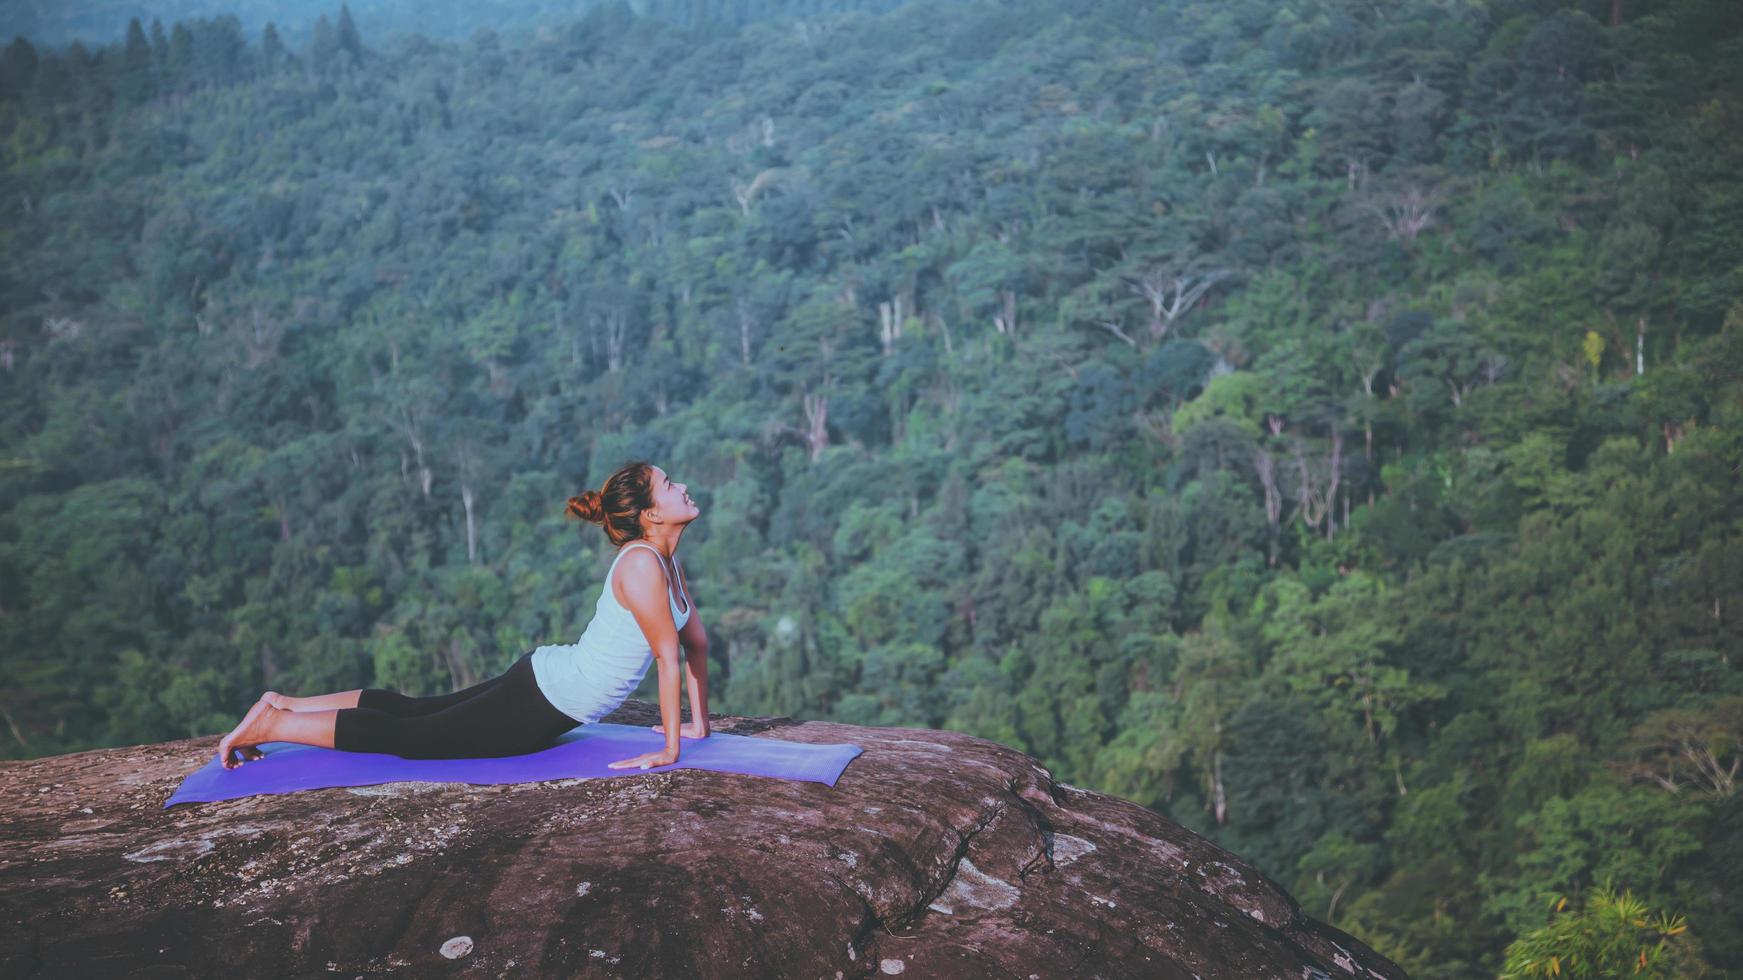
[614,545,663,573]
[610,545,667,600]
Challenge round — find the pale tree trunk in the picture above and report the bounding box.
[1326,428,1343,540]
[0,702,27,749]
[456,439,484,566]
[731,169,780,216]
[737,297,755,368]
[1095,318,1138,347]
[1365,183,1446,243]
[1359,364,1380,464]
[1253,450,1282,527]
[439,637,476,692]
[1288,426,1344,539]
[1328,877,1351,923]
[1255,420,1285,564]
[244,305,283,369]
[396,405,432,500]
[461,484,478,566]
[877,295,904,356]
[992,290,1017,338]
[1212,746,1227,826]
[1127,268,1229,340]
[596,309,629,374]
[802,393,829,461]
[1663,420,1687,454]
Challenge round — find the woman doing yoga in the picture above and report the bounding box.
[215,460,709,773]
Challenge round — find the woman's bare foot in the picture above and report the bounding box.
[259,689,362,711]
[217,699,278,770]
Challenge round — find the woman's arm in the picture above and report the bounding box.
[607,549,684,769]
[675,559,710,735]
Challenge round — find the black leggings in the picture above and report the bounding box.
[333,651,582,759]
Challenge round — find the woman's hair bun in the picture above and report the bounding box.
[566,490,605,524]
[570,460,657,547]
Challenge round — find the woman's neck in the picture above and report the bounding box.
[635,527,684,559]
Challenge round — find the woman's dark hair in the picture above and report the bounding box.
[567,460,655,547]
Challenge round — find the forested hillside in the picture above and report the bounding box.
[0,0,932,52]
[2,0,1740,973]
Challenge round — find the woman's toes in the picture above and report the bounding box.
[218,699,275,771]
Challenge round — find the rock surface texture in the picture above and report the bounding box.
[1,701,1407,979]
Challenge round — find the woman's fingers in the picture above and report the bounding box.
[217,745,264,769]
[608,752,674,770]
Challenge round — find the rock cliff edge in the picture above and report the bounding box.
[0,701,1407,979]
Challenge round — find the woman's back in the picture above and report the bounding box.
[529,541,691,725]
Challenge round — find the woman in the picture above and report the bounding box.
[215,461,710,773]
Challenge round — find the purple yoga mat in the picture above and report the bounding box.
[165,722,865,808]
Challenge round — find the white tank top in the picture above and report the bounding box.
[530,541,693,725]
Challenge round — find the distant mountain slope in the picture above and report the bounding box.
[0,0,942,48]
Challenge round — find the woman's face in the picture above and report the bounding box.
[648,466,699,525]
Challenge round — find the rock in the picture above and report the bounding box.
[438,935,473,959]
[0,700,1406,978]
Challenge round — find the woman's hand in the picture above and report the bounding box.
[607,748,680,770]
[651,720,710,739]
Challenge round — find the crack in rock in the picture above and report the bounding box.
[925,857,1020,915]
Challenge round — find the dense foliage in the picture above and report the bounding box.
[2,0,1739,973]
[1,0,937,51]
[1500,883,1696,979]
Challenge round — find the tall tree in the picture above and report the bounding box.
[120,18,153,105]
